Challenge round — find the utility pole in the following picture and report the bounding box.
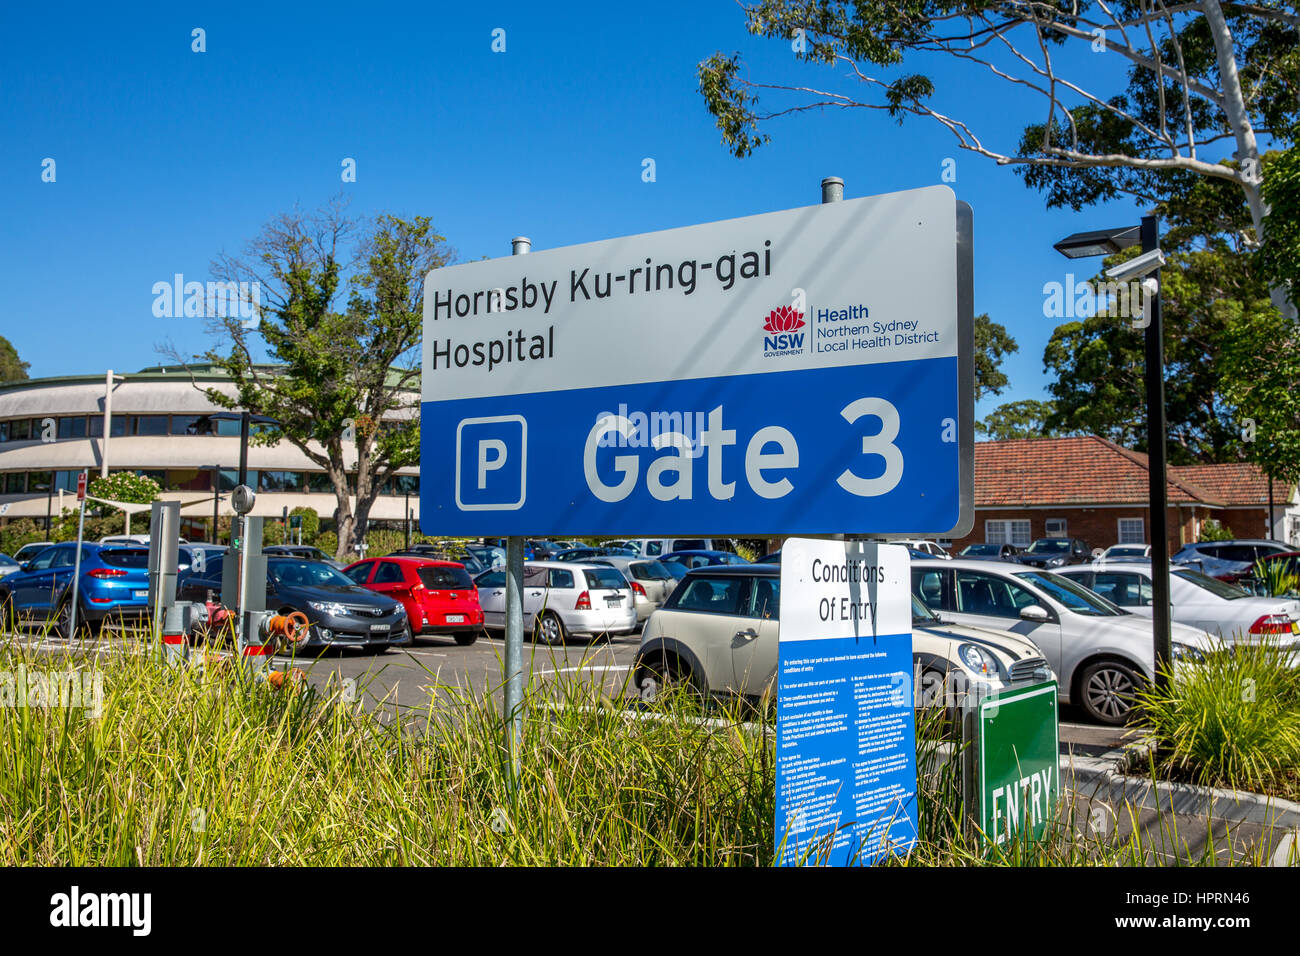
[504,235,531,787]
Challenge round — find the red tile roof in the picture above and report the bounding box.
[1169,462,1285,506]
[975,436,1224,507]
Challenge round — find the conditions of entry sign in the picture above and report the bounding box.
[776,538,917,866]
[419,185,973,537]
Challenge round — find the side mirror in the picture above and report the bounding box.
[20,562,33,572]
[1020,604,1050,623]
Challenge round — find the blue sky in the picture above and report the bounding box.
[1,1,1190,418]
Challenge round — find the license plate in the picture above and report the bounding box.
[369,623,389,632]
[134,590,149,599]
[605,596,622,606]
[446,614,465,623]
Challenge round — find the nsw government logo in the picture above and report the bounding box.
[762,306,805,357]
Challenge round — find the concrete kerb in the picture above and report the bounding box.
[1064,731,1300,862]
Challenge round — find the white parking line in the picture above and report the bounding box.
[537,664,632,676]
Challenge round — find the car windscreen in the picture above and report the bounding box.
[911,594,942,623]
[418,566,474,589]
[1107,546,1147,557]
[98,548,150,569]
[0,554,15,567]
[1173,568,1248,600]
[269,560,356,588]
[1026,539,1070,553]
[631,560,672,580]
[962,544,999,555]
[1014,570,1124,616]
[584,568,628,590]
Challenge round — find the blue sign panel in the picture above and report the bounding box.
[776,539,918,866]
[419,186,970,537]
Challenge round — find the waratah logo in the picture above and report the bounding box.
[763,306,805,355]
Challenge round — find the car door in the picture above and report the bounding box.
[477,569,507,628]
[1090,570,1153,618]
[949,568,1062,674]
[370,561,414,620]
[731,576,779,698]
[9,545,64,614]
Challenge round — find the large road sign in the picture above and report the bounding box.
[776,538,917,866]
[420,185,972,536]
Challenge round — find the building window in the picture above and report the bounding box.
[3,473,27,494]
[166,468,212,491]
[1045,517,1067,536]
[393,474,418,495]
[260,471,303,493]
[26,471,52,493]
[1117,518,1145,544]
[218,469,258,492]
[57,416,88,439]
[985,519,1032,547]
[3,419,33,442]
[132,415,169,436]
[306,472,333,493]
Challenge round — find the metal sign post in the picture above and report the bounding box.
[503,235,531,786]
[67,471,88,637]
[147,500,181,642]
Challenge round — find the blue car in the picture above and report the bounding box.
[0,542,152,636]
[660,549,752,570]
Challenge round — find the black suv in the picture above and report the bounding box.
[1016,537,1092,569]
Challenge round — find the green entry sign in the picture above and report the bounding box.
[975,681,1059,846]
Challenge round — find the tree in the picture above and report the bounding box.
[1259,126,1300,306]
[1217,304,1300,484]
[699,2,1297,310]
[976,399,1059,441]
[973,313,1017,402]
[189,201,452,559]
[1042,165,1272,462]
[0,335,29,383]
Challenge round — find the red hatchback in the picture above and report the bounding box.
[343,556,483,645]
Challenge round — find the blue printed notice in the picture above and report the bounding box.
[776,539,918,866]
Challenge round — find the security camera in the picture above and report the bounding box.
[1104,247,1166,282]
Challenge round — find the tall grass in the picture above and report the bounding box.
[0,635,1260,866]
[1137,641,1300,798]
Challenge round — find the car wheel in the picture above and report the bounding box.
[454,631,478,647]
[1079,660,1143,725]
[55,598,94,639]
[636,653,703,704]
[534,611,566,646]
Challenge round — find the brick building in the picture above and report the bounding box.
[947,436,1300,554]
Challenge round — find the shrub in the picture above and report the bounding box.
[1138,641,1300,794]
[88,472,161,505]
[1197,518,1234,542]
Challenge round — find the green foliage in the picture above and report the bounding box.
[1217,304,1300,485]
[1258,126,1300,306]
[289,507,320,544]
[0,334,29,384]
[972,313,1017,402]
[88,472,161,506]
[1254,558,1299,598]
[1198,518,1234,542]
[200,204,451,558]
[0,518,48,558]
[316,530,338,557]
[1139,643,1300,796]
[976,399,1059,442]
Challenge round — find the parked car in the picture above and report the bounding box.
[1016,538,1092,569]
[264,545,342,568]
[625,538,728,557]
[390,544,490,575]
[911,558,1215,725]
[99,534,190,546]
[0,543,152,635]
[467,544,506,569]
[178,556,408,652]
[756,547,934,564]
[601,539,642,554]
[474,561,637,645]
[1098,544,1152,562]
[873,539,951,559]
[12,542,54,564]
[660,549,751,570]
[1057,562,1300,646]
[0,553,19,580]
[1171,539,1293,583]
[633,564,1054,708]
[588,556,679,620]
[553,547,611,562]
[958,543,1023,562]
[343,556,482,644]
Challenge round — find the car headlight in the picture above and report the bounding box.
[1047,556,1066,567]
[308,601,348,616]
[958,643,999,678]
[1172,642,1205,663]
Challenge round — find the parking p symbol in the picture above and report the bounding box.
[477,438,508,490]
[456,415,527,511]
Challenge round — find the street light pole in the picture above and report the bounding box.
[1140,215,1173,692]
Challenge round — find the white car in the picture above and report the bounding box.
[1098,544,1152,562]
[1057,563,1300,646]
[873,538,951,559]
[625,537,727,558]
[588,555,679,621]
[474,561,638,645]
[912,558,1216,725]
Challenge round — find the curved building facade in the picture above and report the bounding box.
[0,365,420,540]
